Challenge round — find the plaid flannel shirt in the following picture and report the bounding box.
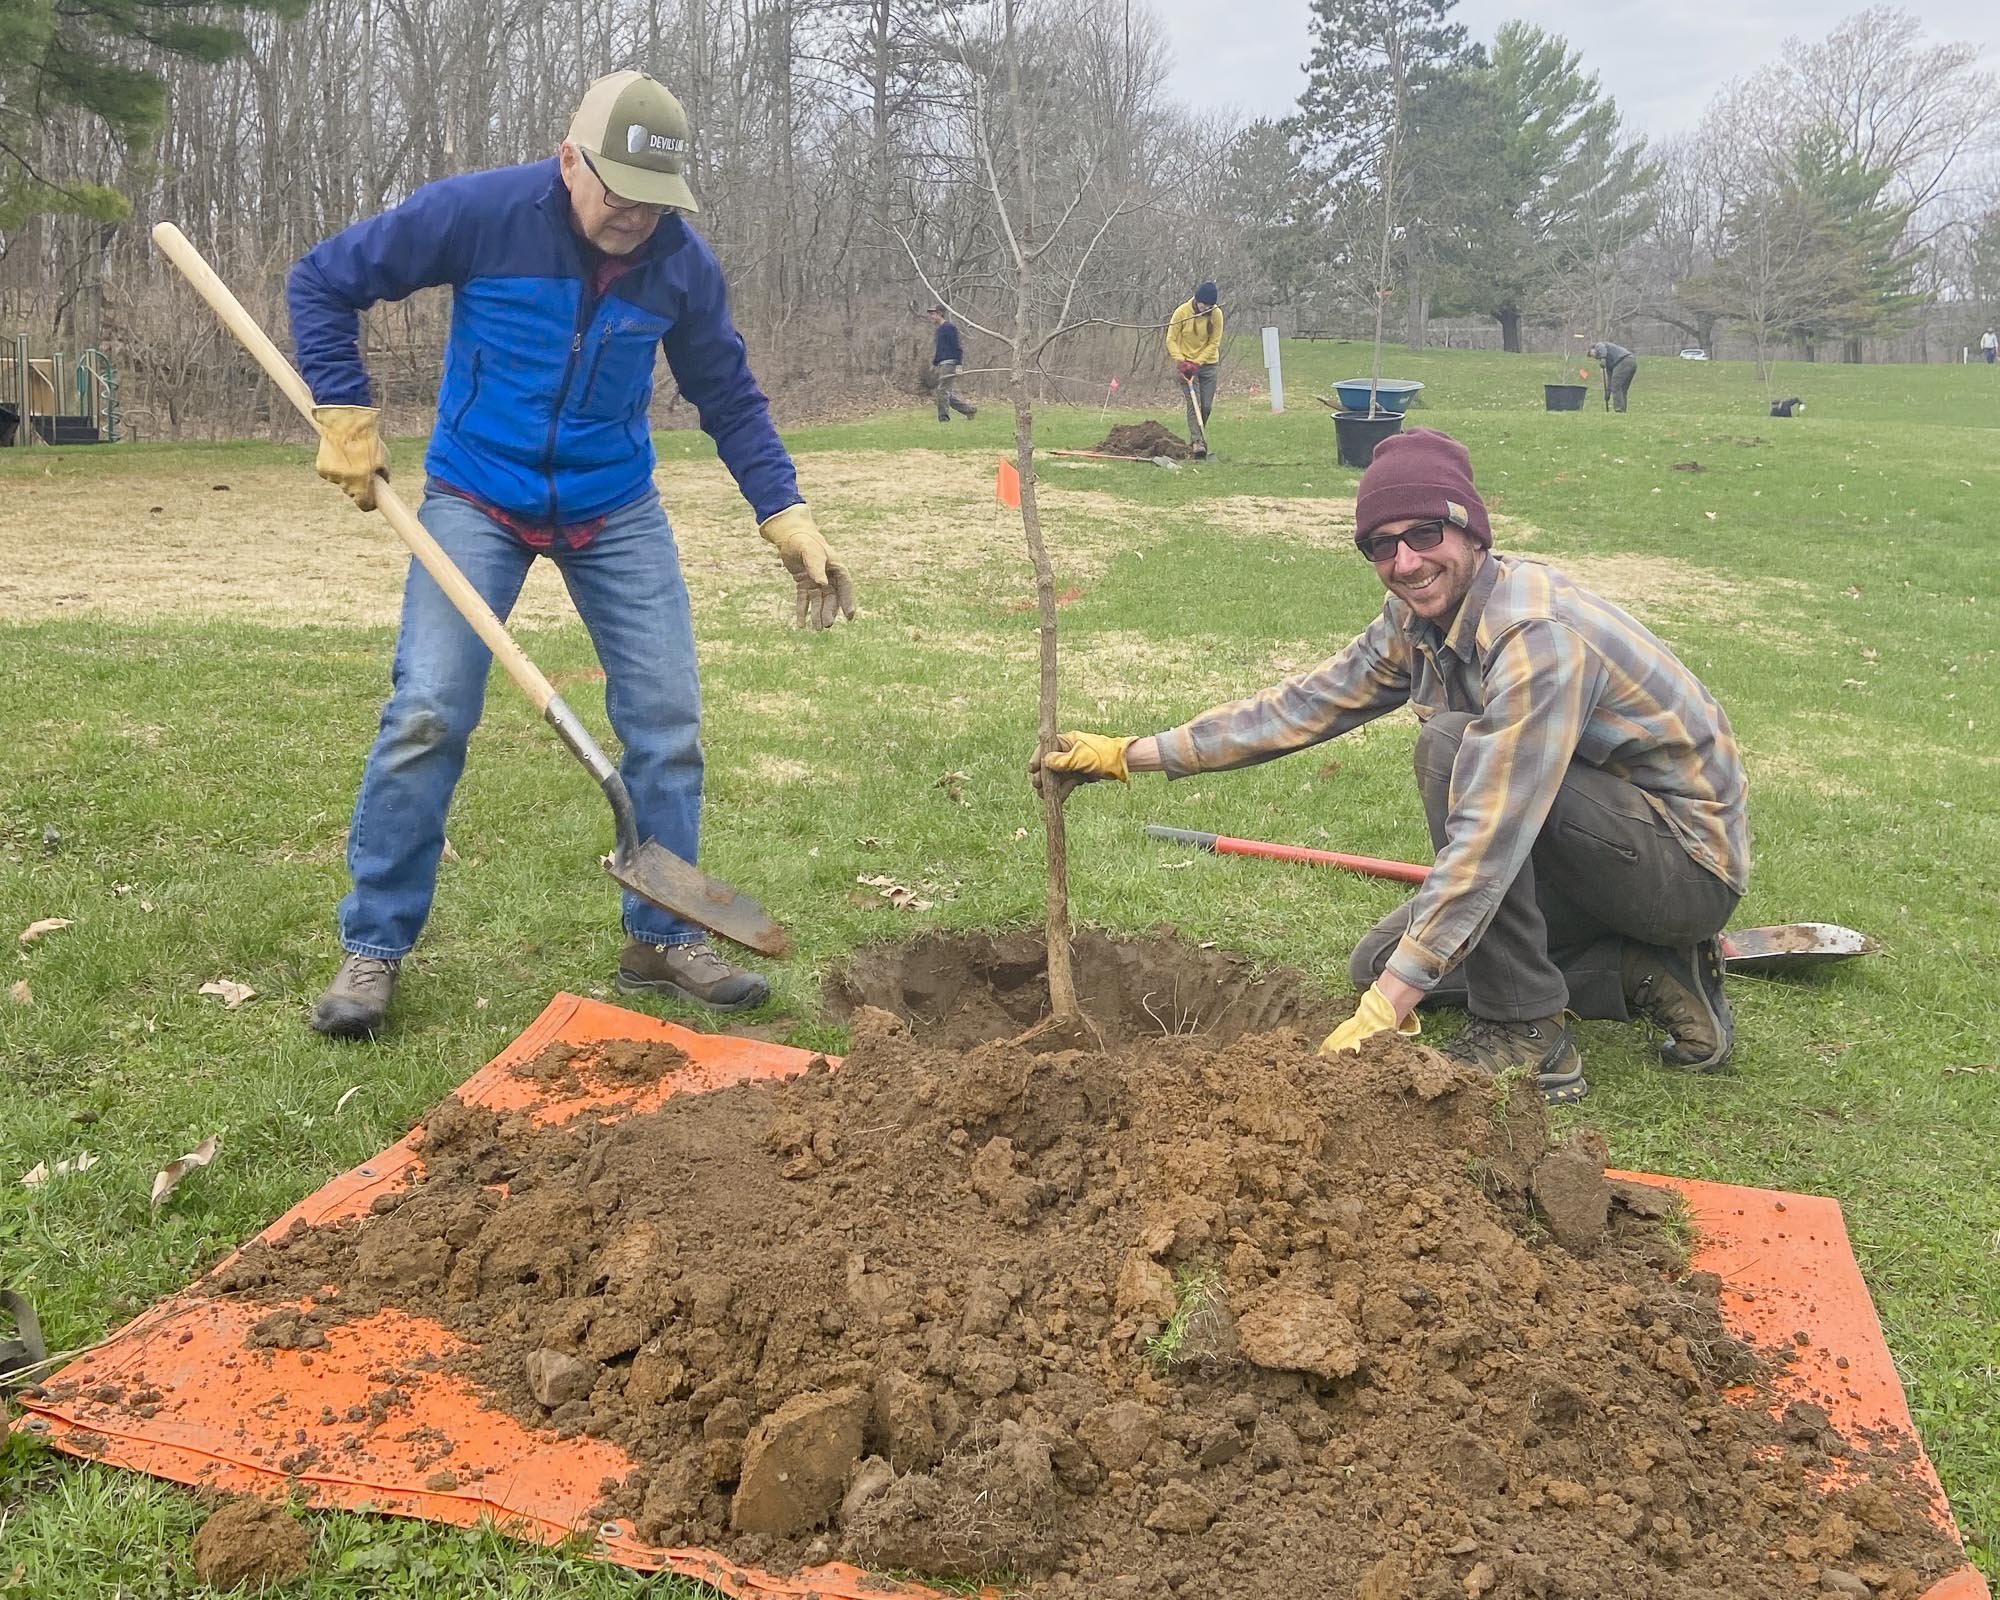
[1155,555,1750,992]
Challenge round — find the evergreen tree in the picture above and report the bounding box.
[0,0,301,230]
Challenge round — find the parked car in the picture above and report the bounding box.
[1678,347,1709,361]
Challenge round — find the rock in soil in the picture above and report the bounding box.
[203,933,1964,1598]
[191,1497,310,1591]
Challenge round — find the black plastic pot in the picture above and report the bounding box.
[1544,383,1587,412]
[1333,409,1405,468]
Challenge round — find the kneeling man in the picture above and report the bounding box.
[1039,428,1748,1103]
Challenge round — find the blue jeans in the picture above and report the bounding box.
[338,483,703,958]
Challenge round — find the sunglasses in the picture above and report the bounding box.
[1354,518,1451,562]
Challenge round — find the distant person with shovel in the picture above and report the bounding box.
[288,70,856,1039]
[1036,428,1748,1105]
[1166,281,1223,458]
[928,306,978,422]
[1587,340,1637,412]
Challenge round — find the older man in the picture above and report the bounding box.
[1587,339,1637,412]
[1040,429,1748,1103]
[288,70,855,1039]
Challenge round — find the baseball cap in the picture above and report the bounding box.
[567,71,699,212]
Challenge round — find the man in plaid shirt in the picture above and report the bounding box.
[1039,428,1748,1104]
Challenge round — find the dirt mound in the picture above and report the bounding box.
[201,937,1959,1599]
[191,1497,310,1591]
[1094,420,1192,459]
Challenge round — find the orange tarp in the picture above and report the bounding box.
[15,993,1989,1600]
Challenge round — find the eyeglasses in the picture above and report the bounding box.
[580,150,663,214]
[1354,519,1450,562]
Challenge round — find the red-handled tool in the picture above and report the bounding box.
[1142,824,1875,975]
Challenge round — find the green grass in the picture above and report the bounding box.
[4,340,1998,1591]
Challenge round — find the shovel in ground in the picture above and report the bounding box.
[1142,825,1875,976]
[153,223,788,957]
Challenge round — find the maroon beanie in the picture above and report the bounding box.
[1355,427,1492,550]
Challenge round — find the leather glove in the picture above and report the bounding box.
[1318,984,1421,1055]
[1036,731,1136,785]
[312,405,390,510]
[1176,360,1199,380]
[759,504,857,630]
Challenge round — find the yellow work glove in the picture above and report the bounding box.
[1039,731,1136,785]
[311,405,390,511]
[1318,984,1422,1055]
[759,503,858,630]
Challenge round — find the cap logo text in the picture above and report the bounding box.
[626,124,687,157]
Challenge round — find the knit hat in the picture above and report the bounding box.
[1194,281,1218,306]
[1355,428,1492,550]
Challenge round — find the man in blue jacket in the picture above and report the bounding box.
[290,70,854,1040]
[927,306,976,422]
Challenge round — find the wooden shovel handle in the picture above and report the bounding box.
[151,222,558,716]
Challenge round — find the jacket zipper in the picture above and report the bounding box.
[541,280,600,522]
[450,350,483,433]
[578,334,611,414]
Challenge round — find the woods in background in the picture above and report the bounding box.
[3,0,1997,439]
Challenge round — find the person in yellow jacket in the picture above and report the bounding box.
[1165,281,1222,457]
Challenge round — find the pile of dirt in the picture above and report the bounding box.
[191,1497,310,1591]
[197,936,1959,1599]
[1094,420,1192,459]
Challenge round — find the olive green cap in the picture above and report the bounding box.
[566,71,699,212]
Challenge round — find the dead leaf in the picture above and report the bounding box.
[1158,858,1196,871]
[334,1086,362,1115]
[151,1134,220,1211]
[934,770,971,805]
[440,837,461,864]
[1844,586,1862,599]
[7,980,29,1007]
[21,1151,99,1189]
[1860,647,1879,663]
[1703,510,1718,521]
[17,917,72,947]
[198,979,256,1008]
[1943,1064,1997,1077]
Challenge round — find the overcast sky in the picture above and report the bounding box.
[1149,0,2000,142]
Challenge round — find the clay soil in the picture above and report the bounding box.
[1093,420,1192,459]
[199,934,1958,1599]
[191,1496,311,1591]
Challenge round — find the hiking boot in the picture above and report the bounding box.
[1443,1014,1589,1106]
[1623,938,1734,1071]
[310,954,401,1040]
[617,940,769,1013]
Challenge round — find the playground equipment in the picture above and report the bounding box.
[0,335,118,447]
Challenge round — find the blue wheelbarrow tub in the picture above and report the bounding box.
[1333,379,1424,414]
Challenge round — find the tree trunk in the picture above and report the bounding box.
[1404,268,1426,352]
[1497,308,1522,354]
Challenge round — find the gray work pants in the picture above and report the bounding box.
[1182,361,1217,441]
[1606,355,1637,412]
[1349,713,1738,1022]
[934,360,975,421]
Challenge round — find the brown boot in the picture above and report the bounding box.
[616,940,769,1013]
[1622,939,1733,1071]
[1442,1014,1588,1105]
[309,954,401,1039]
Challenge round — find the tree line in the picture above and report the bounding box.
[3,0,1996,439]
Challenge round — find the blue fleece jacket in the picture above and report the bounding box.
[932,320,964,365]
[287,158,800,524]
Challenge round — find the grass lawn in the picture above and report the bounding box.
[2,339,1997,1593]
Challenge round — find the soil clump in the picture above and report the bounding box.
[1094,420,1192,459]
[197,935,1960,1599]
[190,1497,311,1591]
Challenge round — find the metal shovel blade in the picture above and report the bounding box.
[605,840,790,958]
[1717,922,1876,975]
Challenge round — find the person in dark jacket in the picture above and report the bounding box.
[928,307,977,422]
[1587,340,1637,412]
[289,70,855,1040]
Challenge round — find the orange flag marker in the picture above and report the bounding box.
[995,457,1021,509]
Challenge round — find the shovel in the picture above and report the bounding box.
[153,223,788,957]
[1142,825,1875,976]
[1183,373,1210,457]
